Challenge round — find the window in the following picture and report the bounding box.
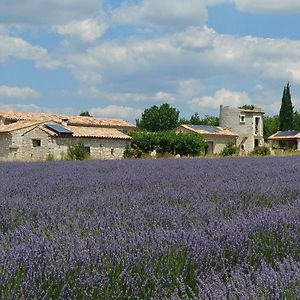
[111,148,114,156]
[254,117,260,135]
[240,115,245,123]
[241,144,245,151]
[84,146,91,154]
[32,139,41,147]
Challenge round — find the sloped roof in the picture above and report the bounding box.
[0,120,48,133]
[67,126,132,140]
[239,108,265,114]
[0,111,136,129]
[268,130,300,140]
[0,121,132,140]
[178,124,238,137]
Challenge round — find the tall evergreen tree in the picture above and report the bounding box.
[279,83,294,131]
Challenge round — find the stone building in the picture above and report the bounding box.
[268,130,300,150]
[219,105,264,153]
[175,124,238,155]
[0,112,135,161]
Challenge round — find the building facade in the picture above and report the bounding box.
[219,105,264,153]
[268,130,300,150]
[175,124,238,155]
[0,112,135,161]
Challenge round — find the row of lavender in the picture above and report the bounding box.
[0,156,299,299]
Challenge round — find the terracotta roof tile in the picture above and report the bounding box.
[0,111,136,129]
[0,120,46,133]
[67,126,132,140]
[178,124,238,137]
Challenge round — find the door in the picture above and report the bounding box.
[205,141,214,155]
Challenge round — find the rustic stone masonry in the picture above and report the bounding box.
[219,105,264,153]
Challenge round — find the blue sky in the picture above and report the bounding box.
[1,0,300,122]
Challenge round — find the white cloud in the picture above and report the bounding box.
[190,89,252,109]
[235,0,300,13]
[0,85,39,99]
[0,34,61,69]
[53,19,108,42]
[0,0,103,27]
[113,0,208,30]
[90,105,143,119]
[154,92,175,102]
[63,25,300,116]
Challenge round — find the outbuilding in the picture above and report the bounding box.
[175,124,238,155]
[268,130,300,150]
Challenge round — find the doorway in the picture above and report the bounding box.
[205,142,214,155]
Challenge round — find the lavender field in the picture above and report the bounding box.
[0,156,299,299]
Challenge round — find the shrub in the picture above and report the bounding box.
[251,146,271,156]
[129,131,207,157]
[67,141,89,160]
[221,142,238,157]
[46,153,55,161]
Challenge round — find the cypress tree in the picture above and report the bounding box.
[279,83,294,131]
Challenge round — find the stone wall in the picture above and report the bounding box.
[53,137,129,160]
[219,105,264,153]
[0,125,129,161]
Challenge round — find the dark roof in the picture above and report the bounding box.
[189,125,222,133]
[45,123,73,134]
[274,130,300,137]
[268,130,300,140]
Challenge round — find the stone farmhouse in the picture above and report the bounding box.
[219,105,264,153]
[175,124,238,155]
[176,105,265,155]
[0,111,136,161]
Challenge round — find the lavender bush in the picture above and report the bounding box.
[0,156,299,299]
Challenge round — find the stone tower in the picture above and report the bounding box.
[219,105,264,153]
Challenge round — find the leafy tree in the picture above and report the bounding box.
[129,130,206,156]
[200,115,219,126]
[178,117,190,125]
[190,113,201,125]
[239,104,255,110]
[279,83,294,131]
[138,103,180,132]
[80,111,91,117]
[189,113,219,126]
[263,115,279,140]
[67,141,89,160]
[221,142,238,157]
[294,111,300,130]
[251,146,271,156]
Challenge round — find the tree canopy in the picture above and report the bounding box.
[263,115,279,140]
[239,104,255,110]
[138,103,180,132]
[279,83,294,131]
[80,111,91,117]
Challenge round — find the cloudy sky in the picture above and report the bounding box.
[1,0,300,121]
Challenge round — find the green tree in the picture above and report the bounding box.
[239,104,255,110]
[189,113,219,126]
[263,115,279,140]
[190,113,201,125]
[138,103,180,132]
[129,130,206,156]
[221,142,238,157]
[67,141,89,160]
[294,111,300,130]
[80,111,91,117]
[279,83,294,131]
